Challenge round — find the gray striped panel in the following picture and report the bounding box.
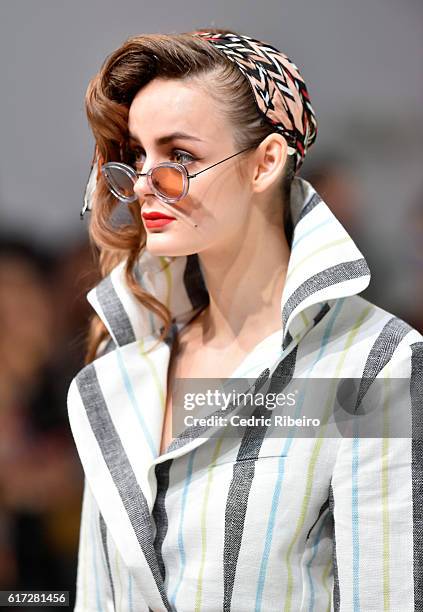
[296,191,322,225]
[152,459,173,583]
[184,253,209,310]
[99,511,116,610]
[355,316,413,411]
[282,259,371,351]
[283,329,293,351]
[223,346,298,610]
[75,364,172,611]
[328,483,340,611]
[283,301,331,350]
[410,341,423,609]
[96,275,136,346]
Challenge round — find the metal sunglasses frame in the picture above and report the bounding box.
[101,144,257,205]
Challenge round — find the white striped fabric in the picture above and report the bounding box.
[67,176,423,611]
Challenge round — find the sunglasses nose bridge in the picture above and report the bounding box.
[132,168,154,199]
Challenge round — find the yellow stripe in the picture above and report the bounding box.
[381,364,391,611]
[286,238,350,282]
[138,338,166,414]
[82,492,88,610]
[195,436,226,612]
[114,538,123,612]
[137,259,173,419]
[322,555,333,612]
[300,310,310,327]
[284,305,372,611]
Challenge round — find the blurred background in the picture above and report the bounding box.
[0,0,422,608]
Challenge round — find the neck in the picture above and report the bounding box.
[196,211,291,348]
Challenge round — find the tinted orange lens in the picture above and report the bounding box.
[151,167,184,198]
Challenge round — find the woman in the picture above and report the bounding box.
[67,28,423,611]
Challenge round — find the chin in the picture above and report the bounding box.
[145,236,200,258]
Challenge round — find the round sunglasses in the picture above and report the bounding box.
[101,145,256,204]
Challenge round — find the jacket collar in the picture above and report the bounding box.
[87,176,371,352]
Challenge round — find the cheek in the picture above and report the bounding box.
[143,172,250,257]
[200,172,249,223]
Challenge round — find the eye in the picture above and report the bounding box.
[124,145,144,167]
[173,149,196,165]
[124,145,196,167]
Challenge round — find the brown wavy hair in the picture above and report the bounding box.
[83,27,297,365]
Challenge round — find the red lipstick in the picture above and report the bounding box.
[142,210,176,229]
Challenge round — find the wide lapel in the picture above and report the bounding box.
[67,340,172,610]
[67,176,372,609]
[67,252,209,611]
[281,176,371,349]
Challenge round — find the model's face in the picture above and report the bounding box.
[127,77,254,257]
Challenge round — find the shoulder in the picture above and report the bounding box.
[333,293,422,350]
[307,294,423,379]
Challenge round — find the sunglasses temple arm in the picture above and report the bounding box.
[188,146,253,178]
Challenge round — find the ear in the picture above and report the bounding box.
[251,133,288,195]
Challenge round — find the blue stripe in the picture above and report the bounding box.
[255,384,309,611]
[255,298,346,610]
[306,512,332,612]
[291,217,334,249]
[91,507,103,612]
[352,433,360,611]
[136,266,156,334]
[306,297,346,612]
[115,349,157,458]
[128,573,133,612]
[255,453,289,611]
[170,449,197,608]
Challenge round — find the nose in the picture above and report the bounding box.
[133,170,154,200]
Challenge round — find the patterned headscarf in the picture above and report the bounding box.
[191,30,318,174]
[81,29,318,218]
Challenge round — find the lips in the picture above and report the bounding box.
[142,211,176,220]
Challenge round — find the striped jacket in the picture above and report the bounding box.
[67,176,423,612]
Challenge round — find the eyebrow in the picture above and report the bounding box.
[128,131,205,146]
